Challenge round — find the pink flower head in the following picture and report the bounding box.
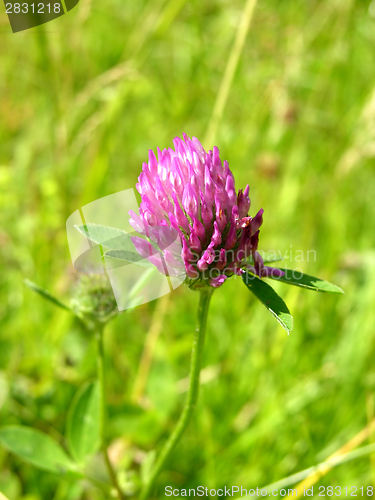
[129,134,266,289]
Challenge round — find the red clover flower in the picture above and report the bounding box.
[129,134,284,289]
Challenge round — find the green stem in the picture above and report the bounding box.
[140,288,214,500]
[96,325,125,500]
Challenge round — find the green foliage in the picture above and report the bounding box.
[241,266,342,334]
[266,268,345,294]
[24,280,71,311]
[66,381,101,464]
[242,272,293,334]
[0,426,76,474]
[140,450,157,485]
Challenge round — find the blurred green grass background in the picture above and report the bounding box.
[1,0,375,498]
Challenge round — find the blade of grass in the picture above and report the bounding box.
[131,294,170,405]
[294,419,375,494]
[24,280,71,312]
[204,0,258,147]
[252,442,375,496]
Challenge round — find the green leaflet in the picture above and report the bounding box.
[141,450,157,485]
[0,426,76,474]
[66,381,101,464]
[24,280,71,311]
[266,268,344,294]
[242,272,293,334]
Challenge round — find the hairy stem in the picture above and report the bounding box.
[140,288,214,500]
[96,325,125,500]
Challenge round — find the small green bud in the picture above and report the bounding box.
[70,274,117,326]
